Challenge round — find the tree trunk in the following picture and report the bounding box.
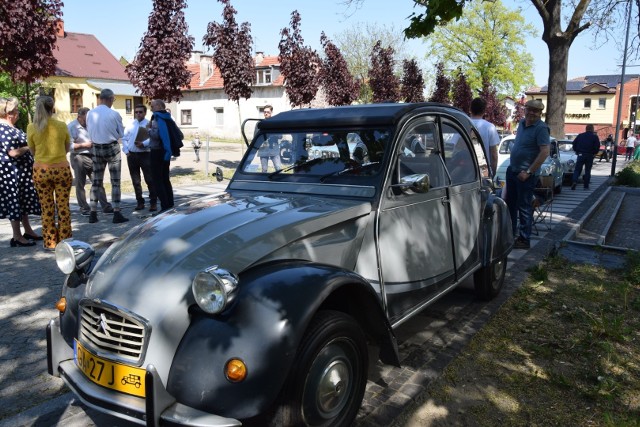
[545,41,570,138]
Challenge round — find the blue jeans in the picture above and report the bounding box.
[505,166,536,242]
[572,153,594,187]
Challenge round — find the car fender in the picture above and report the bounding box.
[166,260,397,420]
[479,193,513,265]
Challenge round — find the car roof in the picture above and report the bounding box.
[258,102,471,131]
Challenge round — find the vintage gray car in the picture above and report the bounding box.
[47,103,513,427]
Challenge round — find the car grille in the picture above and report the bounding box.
[79,302,148,365]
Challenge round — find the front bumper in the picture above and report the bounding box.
[47,318,241,427]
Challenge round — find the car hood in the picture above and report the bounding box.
[87,191,372,307]
[82,191,372,379]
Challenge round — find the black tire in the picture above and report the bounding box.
[272,310,368,427]
[474,255,507,300]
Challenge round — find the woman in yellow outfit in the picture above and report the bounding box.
[27,96,72,250]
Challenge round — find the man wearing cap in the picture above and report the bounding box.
[506,99,550,249]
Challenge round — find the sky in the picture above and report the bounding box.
[60,0,628,88]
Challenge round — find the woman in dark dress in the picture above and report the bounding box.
[0,97,42,247]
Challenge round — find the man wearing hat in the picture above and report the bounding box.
[506,99,550,249]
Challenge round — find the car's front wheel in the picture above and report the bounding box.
[474,255,507,300]
[272,310,368,427]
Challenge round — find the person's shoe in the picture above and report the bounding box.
[89,211,98,223]
[513,238,530,250]
[584,186,589,190]
[149,203,157,212]
[113,211,129,224]
[80,210,91,217]
[23,232,43,241]
[134,202,145,211]
[10,238,36,247]
[570,183,577,190]
[103,206,114,214]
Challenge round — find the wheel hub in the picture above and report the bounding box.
[317,360,350,413]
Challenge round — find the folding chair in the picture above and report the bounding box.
[532,181,553,235]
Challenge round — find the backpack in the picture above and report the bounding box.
[165,119,184,157]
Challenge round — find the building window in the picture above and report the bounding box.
[256,69,272,85]
[125,99,132,114]
[214,107,224,126]
[584,98,591,109]
[69,89,83,113]
[598,98,606,109]
[181,109,192,125]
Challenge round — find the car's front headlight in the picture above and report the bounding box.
[55,239,95,275]
[192,266,239,314]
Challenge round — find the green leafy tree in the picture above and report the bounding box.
[426,0,536,97]
[451,70,473,113]
[429,63,451,104]
[0,73,39,131]
[369,41,400,103]
[400,59,425,103]
[332,23,409,103]
[319,32,360,106]
[278,10,321,108]
[0,0,62,121]
[203,0,254,130]
[479,79,507,127]
[126,0,194,102]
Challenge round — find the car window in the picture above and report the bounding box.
[442,122,477,184]
[242,129,389,178]
[397,119,448,189]
[499,138,514,154]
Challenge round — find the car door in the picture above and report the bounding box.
[378,116,455,324]
[442,120,482,276]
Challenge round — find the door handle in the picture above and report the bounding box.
[441,197,450,205]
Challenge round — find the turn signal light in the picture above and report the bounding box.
[225,358,247,383]
[55,297,67,313]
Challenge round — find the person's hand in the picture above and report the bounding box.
[517,170,531,182]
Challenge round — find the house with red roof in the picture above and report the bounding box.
[171,51,301,140]
[44,21,141,124]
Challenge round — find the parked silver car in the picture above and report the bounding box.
[557,139,579,183]
[494,135,564,193]
[47,103,513,427]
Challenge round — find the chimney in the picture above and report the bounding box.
[55,19,64,37]
[255,51,264,65]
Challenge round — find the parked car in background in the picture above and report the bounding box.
[598,138,627,158]
[557,139,578,184]
[494,135,563,193]
[47,103,513,427]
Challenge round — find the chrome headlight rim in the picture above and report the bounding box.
[55,239,95,275]
[192,266,239,314]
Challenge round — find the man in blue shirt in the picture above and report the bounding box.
[571,124,601,190]
[506,99,550,249]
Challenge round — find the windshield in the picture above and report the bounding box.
[241,129,390,179]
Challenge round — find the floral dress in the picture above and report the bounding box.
[0,123,41,220]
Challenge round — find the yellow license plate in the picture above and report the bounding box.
[74,339,146,398]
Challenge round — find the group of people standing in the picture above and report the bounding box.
[0,88,180,250]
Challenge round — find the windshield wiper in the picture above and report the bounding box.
[319,162,380,182]
[267,157,323,179]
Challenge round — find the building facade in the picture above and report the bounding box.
[525,74,640,140]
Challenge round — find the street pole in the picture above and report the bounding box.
[612,0,633,176]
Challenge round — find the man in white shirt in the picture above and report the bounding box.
[470,97,500,176]
[625,133,637,161]
[123,104,156,212]
[67,107,112,216]
[86,88,128,224]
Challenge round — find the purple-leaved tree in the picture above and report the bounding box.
[369,41,400,103]
[319,32,360,106]
[400,58,424,103]
[126,0,194,102]
[479,79,507,127]
[0,0,62,120]
[429,63,451,104]
[278,11,321,108]
[512,95,527,127]
[203,0,254,129]
[451,69,473,114]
